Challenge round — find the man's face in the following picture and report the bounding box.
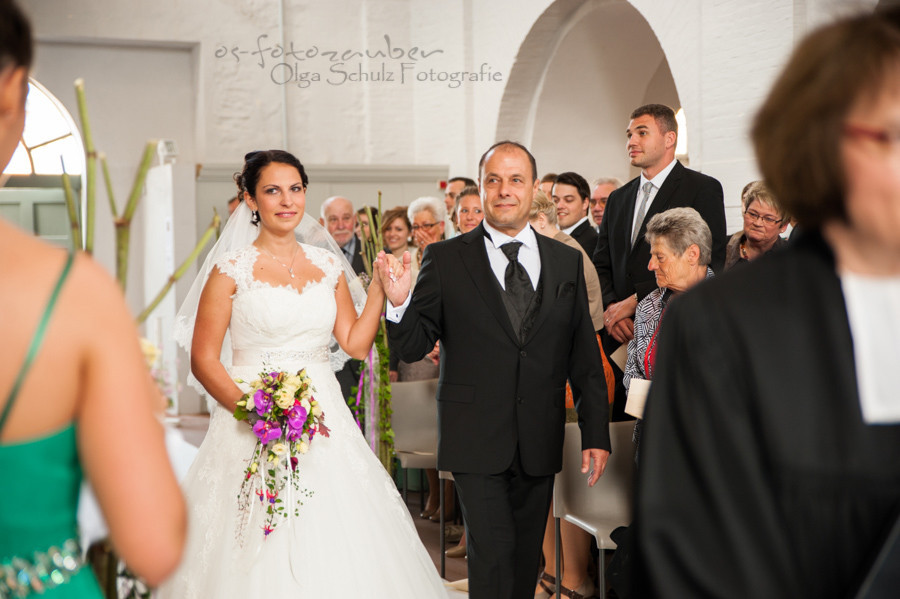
[626,114,674,173]
[323,198,356,247]
[540,180,555,196]
[590,183,616,225]
[480,146,537,236]
[552,182,589,229]
[444,180,466,214]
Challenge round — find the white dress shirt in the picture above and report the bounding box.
[386,220,541,322]
[561,216,589,236]
[632,158,678,235]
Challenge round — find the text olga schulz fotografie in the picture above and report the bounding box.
[214,33,505,89]
[273,61,503,88]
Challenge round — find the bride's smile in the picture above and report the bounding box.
[246,162,307,233]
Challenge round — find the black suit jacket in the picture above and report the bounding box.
[568,219,599,257]
[635,231,900,598]
[346,235,366,275]
[592,161,726,306]
[388,223,610,476]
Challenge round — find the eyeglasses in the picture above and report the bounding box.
[743,209,782,226]
[411,222,439,231]
[843,123,900,147]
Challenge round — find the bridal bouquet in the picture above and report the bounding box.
[233,368,330,540]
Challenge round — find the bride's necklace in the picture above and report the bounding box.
[259,243,300,278]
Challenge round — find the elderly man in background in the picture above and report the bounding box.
[320,195,365,274]
[591,177,623,230]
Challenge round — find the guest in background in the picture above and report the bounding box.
[540,172,558,197]
[454,185,484,235]
[724,180,788,270]
[0,2,185,594]
[635,9,900,597]
[408,196,447,269]
[444,176,476,235]
[529,189,608,599]
[623,207,713,460]
[590,177,623,230]
[593,103,725,422]
[531,190,604,331]
[356,204,380,245]
[320,196,365,274]
[399,197,447,522]
[381,207,418,286]
[553,171,598,256]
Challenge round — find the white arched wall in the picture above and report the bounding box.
[497,0,678,183]
[494,0,877,231]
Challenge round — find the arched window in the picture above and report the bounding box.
[0,79,84,246]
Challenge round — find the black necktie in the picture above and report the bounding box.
[501,241,533,316]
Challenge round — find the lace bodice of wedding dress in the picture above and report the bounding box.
[157,243,447,599]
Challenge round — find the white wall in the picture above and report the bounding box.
[21,0,878,412]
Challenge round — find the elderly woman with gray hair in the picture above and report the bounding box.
[407,196,448,268]
[624,207,713,457]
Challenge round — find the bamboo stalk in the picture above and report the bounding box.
[123,142,156,222]
[136,212,222,324]
[114,142,157,289]
[99,153,117,219]
[60,160,83,251]
[74,78,96,255]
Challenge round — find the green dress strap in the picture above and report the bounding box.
[0,251,75,434]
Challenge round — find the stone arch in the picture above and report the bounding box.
[495,0,684,181]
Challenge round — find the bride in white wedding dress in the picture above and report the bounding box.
[157,150,447,598]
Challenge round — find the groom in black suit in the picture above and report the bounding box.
[378,141,611,599]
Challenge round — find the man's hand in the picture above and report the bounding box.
[603,295,638,329]
[609,317,635,343]
[582,448,611,487]
[427,341,440,365]
[374,250,411,307]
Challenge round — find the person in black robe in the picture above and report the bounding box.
[633,8,900,598]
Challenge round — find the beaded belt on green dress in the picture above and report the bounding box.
[0,538,83,598]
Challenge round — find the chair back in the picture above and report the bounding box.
[553,421,635,549]
[390,379,439,466]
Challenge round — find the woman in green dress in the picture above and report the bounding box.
[0,1,185,596]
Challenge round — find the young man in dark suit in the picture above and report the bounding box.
[378,141,611,599]
[592,103,726,419]
[553,171,598,256]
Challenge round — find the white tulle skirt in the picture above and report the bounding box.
[156,361,447,598]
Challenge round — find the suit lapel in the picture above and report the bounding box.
[459,224,521,344]
[523,234,561,345]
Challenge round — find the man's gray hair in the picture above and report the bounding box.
[320,195,352,219]
[407,196,447,223]
[645,207,712,266]
[593,177,624,189]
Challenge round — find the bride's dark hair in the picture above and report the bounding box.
[234,150,309,225]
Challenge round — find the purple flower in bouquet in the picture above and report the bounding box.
[284,404,307,442]
[252,419,281,444]
[253,389,273,416]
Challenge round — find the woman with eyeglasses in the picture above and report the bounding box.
[723,180,788,270]
[634,9,900,597]
[407,196,447,269]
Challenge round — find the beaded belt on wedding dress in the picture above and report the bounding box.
[0,538,83,598]
[232,347,330,367]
